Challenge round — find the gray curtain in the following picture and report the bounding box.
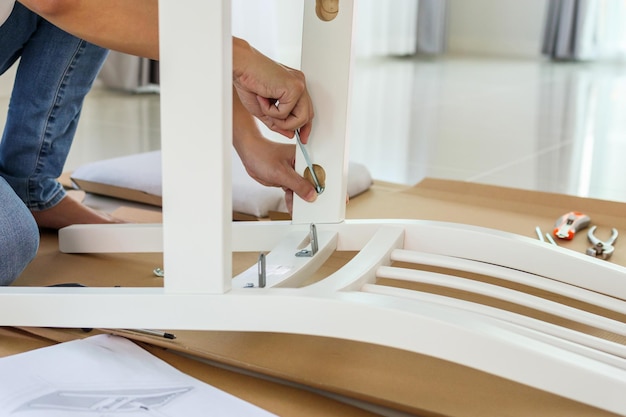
[542,0,586,60]
[416,0,449,55]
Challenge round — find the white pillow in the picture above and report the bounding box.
[71,150,373,218]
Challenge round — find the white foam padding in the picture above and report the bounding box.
[71,150,373,217]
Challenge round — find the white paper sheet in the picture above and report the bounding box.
[0,334,277,417]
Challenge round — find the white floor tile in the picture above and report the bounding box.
[349,55,626,203]
[4,54,625,204]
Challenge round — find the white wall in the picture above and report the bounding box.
[232,0,303,68]
[447,0,548,58]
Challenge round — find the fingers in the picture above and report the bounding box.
[238,140,317,207]
[297,121,312,144]
[286,175,318,204]
[233,40,314,140]
[256,88,314,139]
[258,68,307,118]
[274,154,317,205]
[254,113,312,143]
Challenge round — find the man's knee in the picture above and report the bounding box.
[0,217,39,286]
[0,179,40,286]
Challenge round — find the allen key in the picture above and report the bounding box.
[295,129,324,194]
[310,223,319,254]
[545,233,558,246]
[275,102,322,194]
[536,226,557,246]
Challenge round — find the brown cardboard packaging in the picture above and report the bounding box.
[7,178,626,417]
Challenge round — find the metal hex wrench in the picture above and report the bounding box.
[295,129,324,194]
[273,97,324,195]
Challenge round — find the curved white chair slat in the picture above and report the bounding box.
[362,283,626,361]
[391,248,626,315]
[10,1,626,413]
[231,229,338,289]
[377,265,626,336]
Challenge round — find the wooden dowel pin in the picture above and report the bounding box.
[316,0,339,21]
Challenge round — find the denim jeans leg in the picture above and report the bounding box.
[0,3,38,74]
[0,9,108,210]
[0,176,39,285]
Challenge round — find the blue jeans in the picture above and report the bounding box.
[0,3,109,211]
[0,176,39,285]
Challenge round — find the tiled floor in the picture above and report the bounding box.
[349,55,626,203]
[3,55,626,204]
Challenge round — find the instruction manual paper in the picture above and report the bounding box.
[0,334,277,416]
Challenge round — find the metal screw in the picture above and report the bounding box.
[295,223,319,257]
[258,253,266,288]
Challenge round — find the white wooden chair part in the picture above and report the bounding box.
[1,1,626,415]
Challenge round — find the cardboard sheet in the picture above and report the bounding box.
[9,178,626,417]
[347,178,626,266]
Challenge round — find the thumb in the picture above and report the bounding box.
[288,176,318,204]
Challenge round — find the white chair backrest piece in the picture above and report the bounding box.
[1,1,626,414]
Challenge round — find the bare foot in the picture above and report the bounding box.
[31,195,123,230]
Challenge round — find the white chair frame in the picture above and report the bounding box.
[1,1,626,414]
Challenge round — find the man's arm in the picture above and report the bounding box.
[18,0,314,141]
[232,87,317,208]
[18,0,160,59]
[20,0,317,206]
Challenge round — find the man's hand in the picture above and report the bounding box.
[233,86,316,213]
[237,138,317,213]
[233,37,314,143]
